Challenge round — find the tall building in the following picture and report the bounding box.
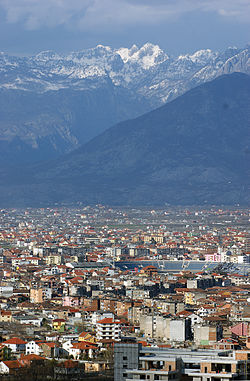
[114,343,250,381]
[96,317,121,342]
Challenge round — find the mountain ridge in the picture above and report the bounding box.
[0,43,249,165]
[1,43,249,98]
[0,72,249,207]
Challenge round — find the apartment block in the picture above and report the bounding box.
[114,344,250,381]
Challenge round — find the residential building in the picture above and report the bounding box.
[96,317,121,342]
[114,343,250,381]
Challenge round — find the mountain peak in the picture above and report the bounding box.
[116,45,139,63]
[117,42,168,69]
[34,50,61,61]
[0,43,248,101]
[178,49,217,65]
[0,44,249,174]
[94,44,112,52]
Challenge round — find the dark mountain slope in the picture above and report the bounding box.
[0,72,249,206]
[0,83,150,165]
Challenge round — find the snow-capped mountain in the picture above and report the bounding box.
[0,43,249,102]
[0,43,249,165]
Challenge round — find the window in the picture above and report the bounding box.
[123,356,127,361]
[204,367,207,373]
[169,365,172,371]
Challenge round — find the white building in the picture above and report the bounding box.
[25,341,42,355]
[2,338,26,353]
[14,315,43,327]
[84,311,114,328]
[66,341,96,359]
[0,286,13,297]
[197,306,216,317]
[96,317,121,342]
[0,361,14,374]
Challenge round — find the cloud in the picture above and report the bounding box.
[0,0,249,31]
[197,0,250,21]
[0,0,92,29]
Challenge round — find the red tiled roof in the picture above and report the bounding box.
[72,342,96,350]
[3,338,26,345]
[1,311,11,315]
[97,318,120,324]
[176,310,192,317]
[3,360,24,369]
[20,354,44,361]
[41,342,58,348]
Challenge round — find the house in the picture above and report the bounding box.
[40,342,60,358]
[2,338,26,353]
[189,312,203,330]
[19,354,45,366]
[140,266,158,277]
[25,341,43,356]
[62,339,74,355]
[197,305,216,317]
[45,255,62,266]
[0,360,24,375]
[215,338,240,350]
[52,319,66,331]
[83,310,114,328]
[78,331,96,344]
[14,315,43,327]
[30,288,43,303]
[231,322,249,337]
[0,311,12,323]
[68,342,97,359]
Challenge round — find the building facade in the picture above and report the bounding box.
[114,343,250,381]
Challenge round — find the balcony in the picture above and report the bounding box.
[125,368,178,381]
[186,371,238,379]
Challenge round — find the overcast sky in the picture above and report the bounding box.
[0,0,249,56]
